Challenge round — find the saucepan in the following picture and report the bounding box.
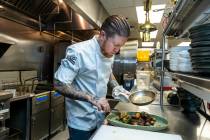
[129,90,156,106]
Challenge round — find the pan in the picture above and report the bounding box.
[129,90,156,106]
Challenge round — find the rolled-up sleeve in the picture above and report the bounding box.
[54,47,80,84]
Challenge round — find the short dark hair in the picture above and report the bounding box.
[101,15,130,38]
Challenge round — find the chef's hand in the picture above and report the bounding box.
[112,85,131,102]
[89,97,110,112]
[103,119,108,125]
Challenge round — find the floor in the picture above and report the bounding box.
[51,128,69,140]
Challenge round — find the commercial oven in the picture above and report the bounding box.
[50,91,65,135]
[31,92,50,140]
[0,92,13,140]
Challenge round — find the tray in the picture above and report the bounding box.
[193,68,210,73]
[190,35,210,43]
[107,112,168,132]
[190,51,210,57]
[191,56,210,61]
[190,31,210,39]
[190,41,210,48]
[191,59,210,63]
[189,47,210,53]
[189,23,210,33]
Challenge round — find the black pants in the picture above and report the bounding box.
[68,127,96,140]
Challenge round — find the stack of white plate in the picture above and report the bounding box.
[170,46,192,72]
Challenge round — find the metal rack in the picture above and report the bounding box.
[160,0,210,107]
[150,49,168,71]
[172,73,210,102]
[164,0,210,38]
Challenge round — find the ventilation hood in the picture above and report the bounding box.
[0,42,11,58]
[0,0,96,40]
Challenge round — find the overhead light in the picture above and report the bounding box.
[138,48,154,51]
[177,42,191,46]
[0,5,4,10]
[142,31,151,42]
[142,42,154,47]
[156,41,160,49]
[58,0,64,3]
[150,30,158,38]
[139,0,158,42]
[171,0,178,5]
[136,4,166,24]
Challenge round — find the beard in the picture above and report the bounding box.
[100,45,113,58]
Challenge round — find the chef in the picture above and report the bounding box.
[54,15,130,140]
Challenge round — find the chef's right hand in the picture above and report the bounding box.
[89,97,110,112]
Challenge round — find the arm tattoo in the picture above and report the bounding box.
[54,79,93,102]
[109,80,119,89]
[109,73,119,89]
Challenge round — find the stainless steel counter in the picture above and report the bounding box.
[10,93,34,102]
[114,102,210,140]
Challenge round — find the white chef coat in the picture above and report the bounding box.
[54,36,114,131]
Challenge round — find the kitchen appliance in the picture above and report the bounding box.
[0,91,13,140]
[177,88,202,113]
[123,73,134,91]
[112,40,137,85]
[31,92,50,140]
[50,91,65,135]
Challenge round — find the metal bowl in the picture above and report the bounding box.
[129,90,156,106]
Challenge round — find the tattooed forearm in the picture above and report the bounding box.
[54,79,93,102]
[109,73,119,89]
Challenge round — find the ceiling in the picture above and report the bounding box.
[99,0,173,47]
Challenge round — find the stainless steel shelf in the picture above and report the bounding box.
[164,0,210,37]
[162,0,210,104]
[156,49,169,54]
[172,73,210,102]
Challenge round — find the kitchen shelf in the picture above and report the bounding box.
[172,72,210,102]
[164,0,210,37]
[160,0,210,106]
[151,49,169,58]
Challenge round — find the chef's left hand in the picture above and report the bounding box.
[112,85,131,102]
[103,119,108,125]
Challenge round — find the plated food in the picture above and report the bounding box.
[118,112,156,126]
[107,111,168,131]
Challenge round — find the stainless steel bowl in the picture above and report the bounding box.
[129,90,156,106]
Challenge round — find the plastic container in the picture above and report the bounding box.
[137,49,150,62]
[136,71,151,90]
